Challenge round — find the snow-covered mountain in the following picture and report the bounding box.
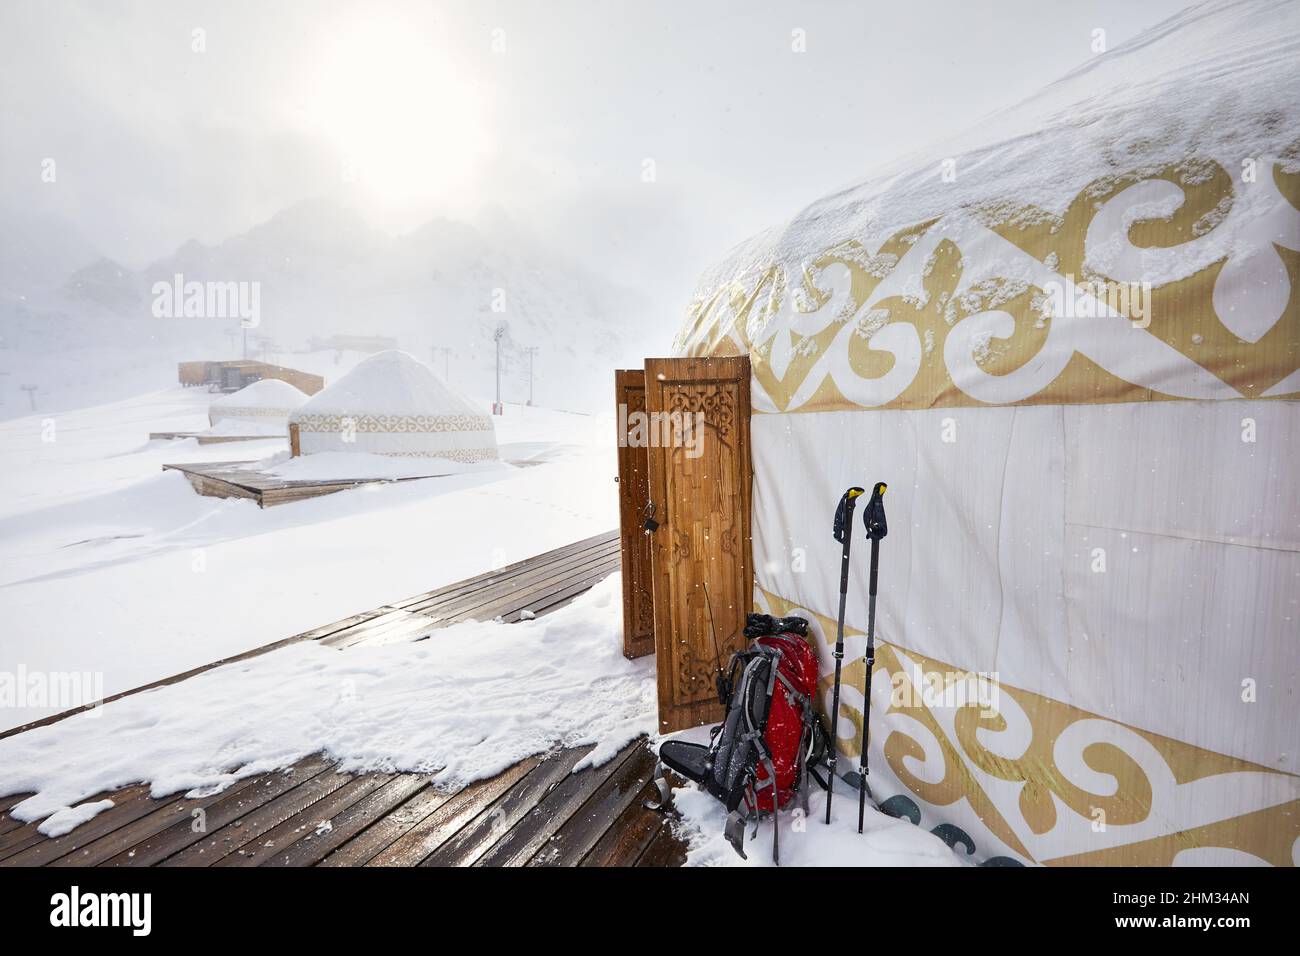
[0,206,102,306]
[0,200,661,417]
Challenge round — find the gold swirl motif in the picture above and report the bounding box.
[680,159,1300,411]
[758,586,1300,866]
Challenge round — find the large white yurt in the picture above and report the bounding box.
[289,350,498,462]
[207,378,309,433]
[675,0,1299,866]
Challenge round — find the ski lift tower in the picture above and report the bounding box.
[492,323,507,415]
[522,346,539,406]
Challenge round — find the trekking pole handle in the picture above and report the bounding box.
[863,482,887,543]
[834,487,864,595]
[834,487,864,544]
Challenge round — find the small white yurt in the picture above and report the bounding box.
[289,350,498,462]
[676,0,1299,866]
[207,378,309,434]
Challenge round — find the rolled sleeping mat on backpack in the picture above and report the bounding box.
[743,613,810,638]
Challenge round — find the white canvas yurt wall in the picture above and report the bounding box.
[675,0,1299,866]
[289,350,497,462]
[207,378,309,432]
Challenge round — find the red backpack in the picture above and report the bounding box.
[649,614,830,863]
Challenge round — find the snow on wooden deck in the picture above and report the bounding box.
[0,531,687,867]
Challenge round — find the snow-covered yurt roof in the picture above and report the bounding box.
[289,350,498,462]
[207,378,309,427]
[677,0,1300,411]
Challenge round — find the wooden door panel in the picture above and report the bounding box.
[644,356,752,733]
[614,370,655,659]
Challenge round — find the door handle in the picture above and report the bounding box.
[642,500,659,535]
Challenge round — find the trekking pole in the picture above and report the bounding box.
[825,486,864,825]
[856,481,888,834]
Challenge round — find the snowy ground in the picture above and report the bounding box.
[0,574,656,832]
[0,384,618,731]
[657,725,965,867]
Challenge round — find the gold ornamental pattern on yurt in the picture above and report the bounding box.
[676,159,1300,411]
[756,588,1300,867]
[291,413,496,434]
[210,405,298,419]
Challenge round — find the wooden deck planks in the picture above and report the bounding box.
[0,529,688,867]
[149,432,277,445]
[318,607,440,650]
[100,755,337,867]
[365,758,540,867]
[161,461,435,508]
[636,824,690,868]
[215,773,395,867]
[161,460,554,508]
[0,783,158,863]
[392,531,616,612]
[475,741,645,867]
[527,746,659,867]
[49,773,273,868]
[5,784,181,868]
[161,765,357,866]
[0,813,31,840]
[1,742,687,868]
[323,536,620,650]
[316,783,460,866]
[420,747,594,868]
[261,774,431,867]
[397,553,619,624]
[581,794,674,867]
[395,538,619,622]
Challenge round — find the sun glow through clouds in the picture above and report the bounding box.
[304,18,488,204]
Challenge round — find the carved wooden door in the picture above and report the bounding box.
[643,356,753,733]
[614,369,655,659]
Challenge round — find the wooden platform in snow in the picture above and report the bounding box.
[149,431,281,445]
[160,460,431,507]
[0,531,689,868]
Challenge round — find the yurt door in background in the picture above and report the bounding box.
[614,369,655,659]
[643,356,753,733]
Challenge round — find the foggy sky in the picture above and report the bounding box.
[1,0,1193,308]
